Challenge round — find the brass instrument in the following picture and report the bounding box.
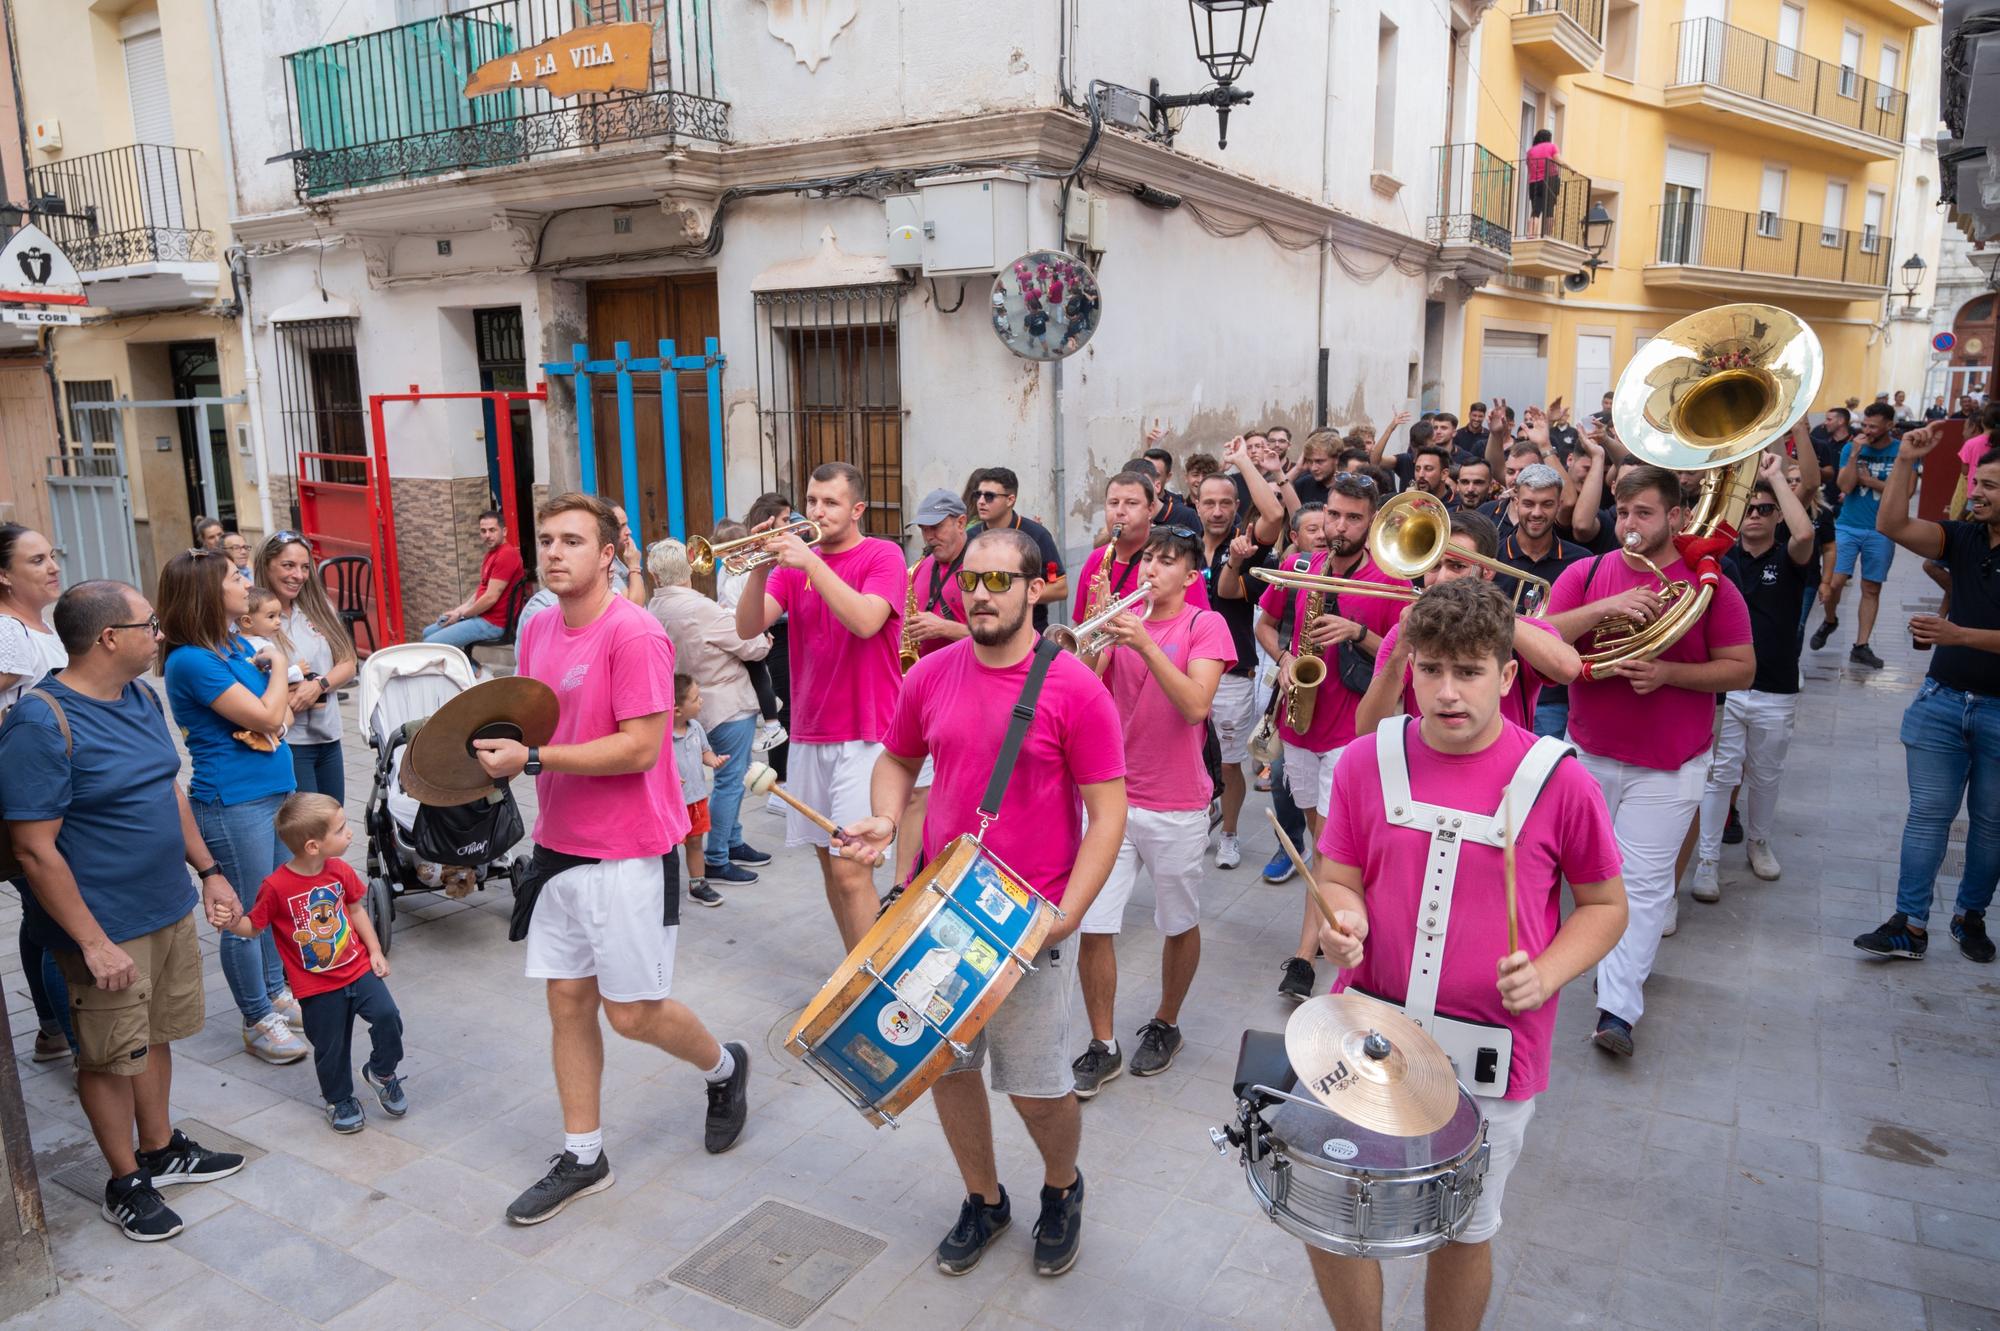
[1081,523,1123,622]
[686,518,823,576]
[1283,582,1327,733]
[1369,491,1552,610]
[898,561,923,672]
[1582,302,1821,678]
[1251,566,1421,603]
[1045,582,1152,655]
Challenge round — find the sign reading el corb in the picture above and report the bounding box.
[0,224,86,306]
[463,21,654,99]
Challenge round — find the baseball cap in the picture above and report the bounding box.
[912,488,966,524]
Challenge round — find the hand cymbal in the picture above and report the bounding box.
[1284,992,1461,1137]
[402,676,558,807]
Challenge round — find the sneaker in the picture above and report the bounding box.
[1850,643,1885,669]
[243,1012,310,1064]
[1129,1020,1182,1077]
[271,987,305,1032]
[1032,1172,1084,1277]
[727,841,773,867]
[1592,1012,1634,1058]
[876,884,905,919]
[689,880,724,907]
[326,1098,366,1134]
[1747,839,1781,881]
[1854,913,1928,960]
[135,1130,245,1186]
[363,1065,409,1117]
[101,1171,182,1242]
[1254,765,1273,792]
[506,1150,614,1225]
[1951,911,1995,964]
[1215,833,1242,870]
[1691,859,1721,903]
[1809,617,1838,651]
[1070,1040,1123,1100]
[32,1025,68,1063]
[1262,849,1298,885]
[706,861,759,886]
[1722,807,1744,845]
[704,1041,750,1154]
[1660,895,1679,938]
[755,719,788,750]
[1278,957,1316,1002]
[935,1189,1010,1276]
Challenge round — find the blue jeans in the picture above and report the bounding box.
[1895,680,2000,923]
[1269,748,1308,849]
[298,972,402,1106]
[704,714,757,867]
[1533,699,1570,739]
[17,917,74,1049]
[290,739,347,804]
[422,616,504,651]
[193,793,290,1025]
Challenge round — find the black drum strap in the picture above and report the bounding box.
[977,637,1061,827]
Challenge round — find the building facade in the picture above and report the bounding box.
[0,2,61,538]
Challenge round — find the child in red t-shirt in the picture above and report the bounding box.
[223,793,404,1133]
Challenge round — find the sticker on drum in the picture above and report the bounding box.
[844,1033,899,1082]
[963,938,999,975]
[877,1003,922,1046]
[925,994,954,1026]
[895,948,960,1009]
[976,884,1015,925]
[1321,1139,1359,1161]
[999,877,1031,910]
[932,913,974,951]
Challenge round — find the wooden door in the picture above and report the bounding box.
[0,361,57,536]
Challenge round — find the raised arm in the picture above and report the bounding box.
[1876,427,1947,560]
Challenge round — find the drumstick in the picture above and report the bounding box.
[1265,808,1349,938]
[744,761,841,837]
[1502,800,1520,957]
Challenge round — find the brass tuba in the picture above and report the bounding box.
[1581,303,1822,679]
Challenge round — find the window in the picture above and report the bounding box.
[1776,4,1803,79]
[1821,181,1848,247]
[274,318,366,491]
[1374,19,1400,175]
[1758,166,1786,238]
[1861,190,1884,253]
[63,379,115,450]
[1839,28,1861,98]
[1877,44,1900,109]
[1604,0,1640,81]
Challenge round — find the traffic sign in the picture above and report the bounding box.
[0,224,84,305]
[1,307,80,326]
[1933,331,1956,353]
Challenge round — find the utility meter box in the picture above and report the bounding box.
[884,194,924,270]
[917,171,1029,277]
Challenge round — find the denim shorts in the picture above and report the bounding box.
[1833,527,1894,583]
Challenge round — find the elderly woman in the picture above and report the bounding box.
[646,538,773,886]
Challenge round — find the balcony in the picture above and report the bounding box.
[280,0,728,198]
[1512,0,1603,77]
[1644,202,1894,301]
[1427,145,1514,289]
[25,145,220,312]
[1508,158,1594,278]
[1666,19,1906,161]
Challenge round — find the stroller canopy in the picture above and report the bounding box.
[356,642,479,750]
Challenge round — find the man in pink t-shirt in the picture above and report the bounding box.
[1544,463,1753,1058]
[735,461,908,949]
[1071,470,1211,622]
[1307,578,1625,1328]
[1072,527,1235,1096]
[473,493,750,1226]
[841,526,1126,1281]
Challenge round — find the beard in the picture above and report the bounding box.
[1327,532,1361,557]
[968,599,1030,646]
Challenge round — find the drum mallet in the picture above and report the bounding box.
[1266,808,1353,942]
[745,761,842,839]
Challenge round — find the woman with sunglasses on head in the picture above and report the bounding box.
[157,549,310,1065]
[254,534,357,802]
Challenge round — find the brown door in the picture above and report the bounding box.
[0,360,58,536]
[585,273,721,545]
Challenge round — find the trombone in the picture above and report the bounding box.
[686,519,822,576]
[1369,491,1551,611]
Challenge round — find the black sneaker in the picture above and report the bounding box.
[1850,643,1885,669]
[1129,1020,1182,1077]
[1070,1040,1123,1100]
[875,884,906,920]
[1722,807,1744,845]
[1854,913,1928,960]
[1592,1011,1634,1058]
[1278,957,1315,1002]
[1951,911,1995,964]
[1033,1172,1084,1277]
[935,1188,1010,1276]
[506,1151,614,1225]
[689,880,725,907]
[1809,617,1838,650]
[707,862,759,885]
[134,1129,245,1186]
[704,1042,750,1154]
[101,1171,182,1242]
[728,841,772,867]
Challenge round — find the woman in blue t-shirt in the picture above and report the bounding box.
[157,549,310,1065]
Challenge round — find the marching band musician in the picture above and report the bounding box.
[1074,470,1211,620]
[1309,578,1626,1331]
[841,528,1127,1281]
[735,462,909,950]
[896,489,975,884]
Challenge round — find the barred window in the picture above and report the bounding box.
[273,317,366,491]
[63,379,115,448]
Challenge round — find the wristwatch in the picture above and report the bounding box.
[523,746,542,777]
[195,864,224,880]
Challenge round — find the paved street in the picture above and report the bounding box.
[4,555,1996,1331]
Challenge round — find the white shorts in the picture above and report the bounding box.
[1282,741,1342,818]
[1456,1094,1536,1244]
[787,740,883,850]
[523,855,679,1003]
[1080,805,1212,937]
[915,754,936,790]
[1211,674,1257,766]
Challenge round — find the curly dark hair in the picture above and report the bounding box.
[1401,577,1514,668]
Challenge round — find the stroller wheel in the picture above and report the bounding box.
[367,876,395,954]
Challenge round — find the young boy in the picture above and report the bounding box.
[674,674,728,907]
[224,793,405,1133]
[238,588,304,686]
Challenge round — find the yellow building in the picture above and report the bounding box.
[1453,0,1939,415]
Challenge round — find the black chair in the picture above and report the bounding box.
[467,577,536,673]
[320,555,376,654]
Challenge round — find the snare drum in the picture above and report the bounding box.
[787,835,1055,1127]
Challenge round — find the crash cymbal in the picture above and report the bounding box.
[401,676,558,808]
[1284,992,1460,1137]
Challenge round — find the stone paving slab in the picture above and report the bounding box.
[4,555,1996,1329]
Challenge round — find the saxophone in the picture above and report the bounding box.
[1282,581,1327,733]
[899,561,922,672]
[1083,523,1122,622]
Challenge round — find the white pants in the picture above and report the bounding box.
[786,740,883,851]
[523,856,679,1003]
[1696,690,1799,863]
[1282,741,1342,819]
[1211,674,1257,766]
[1080,806,1212,937]
[1578,744,1707,1026]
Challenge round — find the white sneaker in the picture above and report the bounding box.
[1691,860,1721,903]
[1747,839,1781,881]
[270,987,305,1031]
[756,719,788,751]
[1216,833,1242,870]
[1660,894,1680,938]
[243,1013,309,1065]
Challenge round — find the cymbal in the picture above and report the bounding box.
[1284,992,1461,1137]
[401,676,559,807]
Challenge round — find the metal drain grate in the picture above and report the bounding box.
[669,1199,886,1328]
[44,1119,265,1203]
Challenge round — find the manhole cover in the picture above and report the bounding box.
[669,1198,886,1328]
[44,1119,265,1203]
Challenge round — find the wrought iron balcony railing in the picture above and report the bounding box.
[1670,18,1906,143]
[1651,202,1893,288]
[25,145,215,270]
[1520,0,1604,40]
[1427,144,1515,254]
[1513,157,1591,247]
[281,0,728,197]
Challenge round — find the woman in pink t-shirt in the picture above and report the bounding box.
[1525,129,1560,238]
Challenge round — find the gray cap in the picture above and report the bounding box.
[912,488,966,524]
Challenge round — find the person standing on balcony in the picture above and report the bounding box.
[1525,130,1560,240]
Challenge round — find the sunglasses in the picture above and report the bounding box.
[1744,503,1779,517]
[110,615,161,635]
[1164,525,1198,540]
[974,490,1010,503]
[955,569,1028,593]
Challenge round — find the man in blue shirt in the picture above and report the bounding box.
[1809,402,1900,669]
[0,580,248,1242]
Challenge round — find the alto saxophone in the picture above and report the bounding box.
[1282,583,1328,733]
[898,561,922,672]
[1082,523,1122,622]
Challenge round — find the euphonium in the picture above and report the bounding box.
[1045,583,1152,655]
[898,561,923,672]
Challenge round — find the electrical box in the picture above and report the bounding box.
[1064,188,1092,244]
[885,194,923,270]
[917,171,1029,277]
[1087,196,1110,252]
[31,118,61,153]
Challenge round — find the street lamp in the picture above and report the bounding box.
[1150,0,1270,150]
[1568,201,1615,287]
[1969,248,2000,290]
[1899,253,1927,305]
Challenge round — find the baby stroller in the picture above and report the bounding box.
[356,643,526,950]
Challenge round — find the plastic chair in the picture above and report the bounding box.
[319,555,376,654]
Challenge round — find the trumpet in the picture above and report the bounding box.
[686,519,822,576]
[1045,582,1152,655]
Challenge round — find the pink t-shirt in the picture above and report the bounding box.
[517,594,689,858]
[767,537,908,743]
[1318,719,1623,1099]
[911,550,968,660]
[1546,551,1752,770]
[1372,616,1561,731]
[1256,552,1411,752]
[1072,544,1211,619]
[1963,432,1991,478]
[1100,604,1237,811]
[1525,139,1559,182]
[883,641,1126,906]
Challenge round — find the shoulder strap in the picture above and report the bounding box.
[1498,735,1577,831]
[1375,715,1414,816]
[978,637,1062,823]
[19,687,72,758]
